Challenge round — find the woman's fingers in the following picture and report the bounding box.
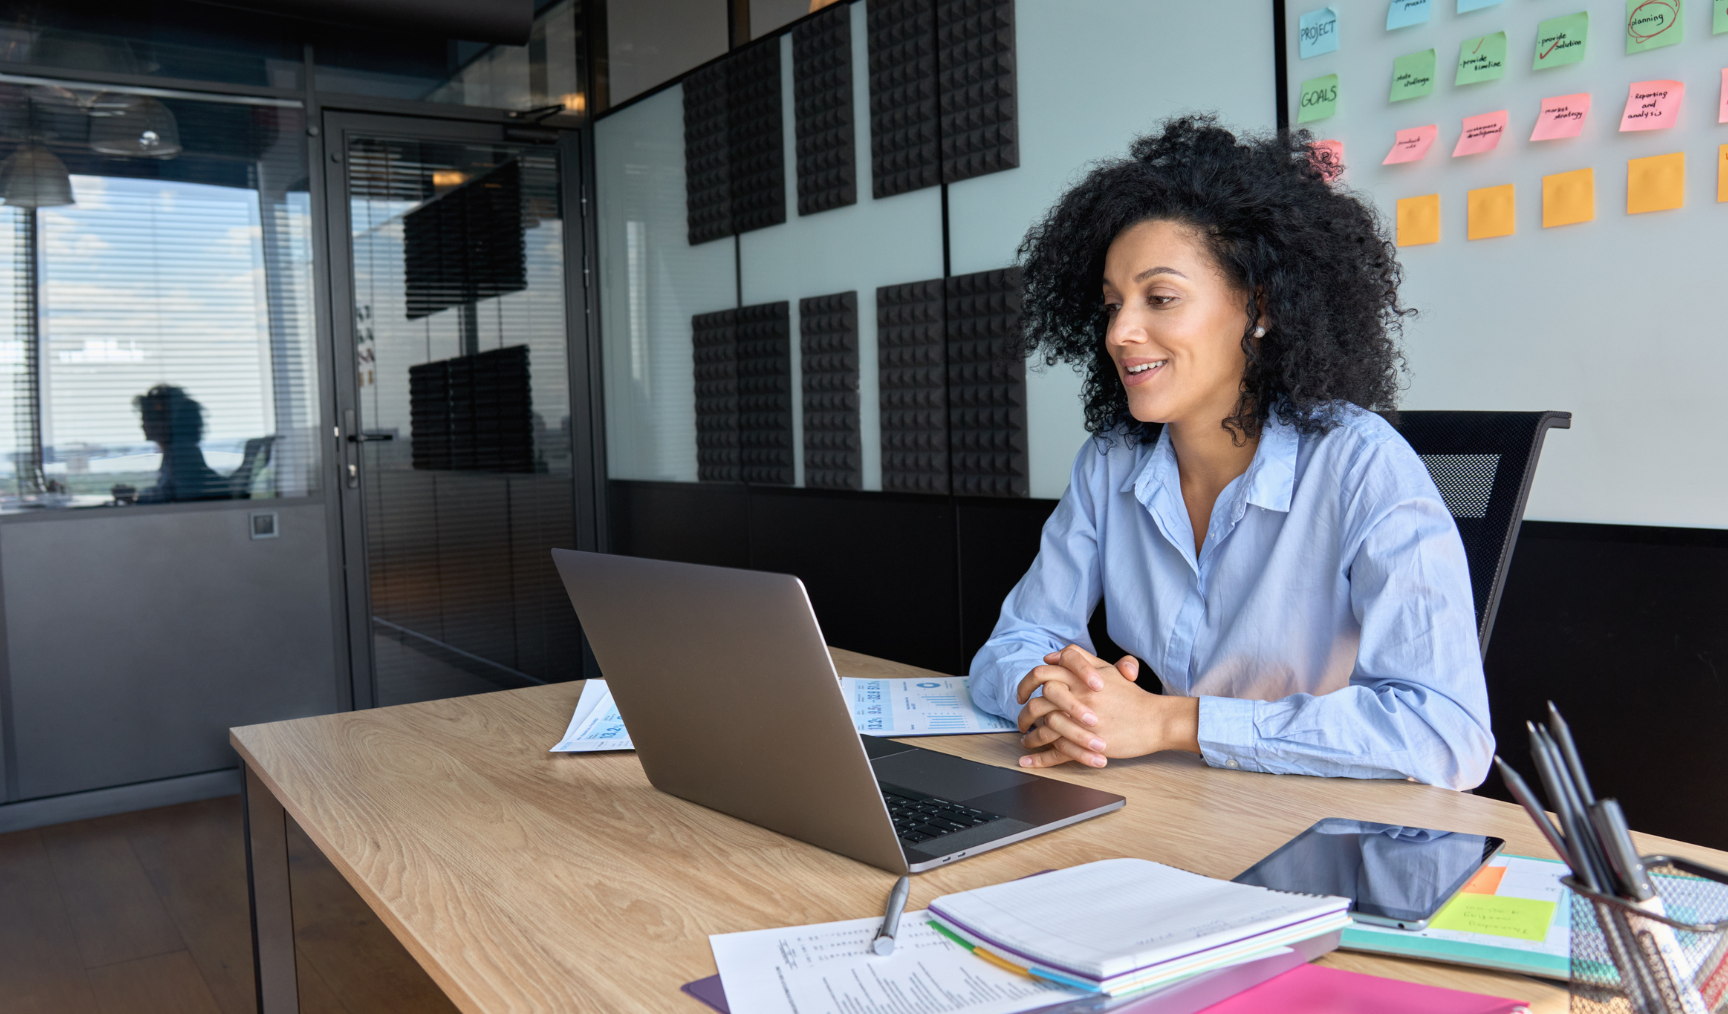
[1017,661,1078,704]
[1116,655,1140,681]
[1019,735,1108,769]
[1031,708,1107,754]
[1038,680,1097,727]
[1016,695,1059,734]
[1057,645,1107,691]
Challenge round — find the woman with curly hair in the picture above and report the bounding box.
[968,116,1493,789]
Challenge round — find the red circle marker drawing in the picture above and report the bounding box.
[1627,0,1678,43]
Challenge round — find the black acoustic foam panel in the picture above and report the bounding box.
[402,160,526,318]
[693,309,741,482]
[800,292,862,490]
[683,62,733,245]
[792,2,857,215]
[737,302,795,485]
[408,345,534,473]
[684,40,787,243]
[865,0,940,199]
[877,279,949,494]
[945,267,1026,497]
[936,0,1018,183]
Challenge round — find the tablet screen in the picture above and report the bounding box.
[1231,818,1504,927]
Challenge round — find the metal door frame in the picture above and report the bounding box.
[318,110,603,710]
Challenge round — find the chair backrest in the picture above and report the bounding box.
[1387,411,1570,657]
[228,435,276,499]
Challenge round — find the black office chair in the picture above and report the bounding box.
[1386,411,1570,656]
[227,435,276,499]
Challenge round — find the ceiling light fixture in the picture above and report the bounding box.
[88,94,182,158]
[0,145,75,208]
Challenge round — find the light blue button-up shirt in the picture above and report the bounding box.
[968,406,1494,790]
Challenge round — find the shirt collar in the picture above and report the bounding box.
[1123,414,1299,514]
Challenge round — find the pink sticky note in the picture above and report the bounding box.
[1310,139,1344,181]
[1719,69,1727,125]
[1530,93,1591,141]
[1452,111,1509,157]
[1620,80,1684,132]
[1382,125,1439,165]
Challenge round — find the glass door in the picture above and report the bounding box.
[324,112,598,708]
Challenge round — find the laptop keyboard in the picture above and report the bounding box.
[883,790,1003,847]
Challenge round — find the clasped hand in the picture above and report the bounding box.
[1015,645,1200,769]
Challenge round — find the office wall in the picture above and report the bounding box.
[607,0,731,103]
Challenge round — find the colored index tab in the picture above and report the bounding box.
[1384,124,1439,163]
[1453,110,1509,155]
[1467,185,1516,239]
[1298,74,1340,122]
[1620,80,1683,130]
[1628,152,1685,213]
[1388,0,1431,29]
[1396,194,1441,246]
[1431,894,1556,942]
[1531,93,1591,139]
[1300,7,1340,58]
[1543,167,1595,227]
[1390,49,1438,101]
[1535,12,1589,70]
[1456,31,1508,85]
[1625,0,1683,53]
[1457,0,1502,11]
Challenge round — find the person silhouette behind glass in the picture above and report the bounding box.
[134,384,228,503]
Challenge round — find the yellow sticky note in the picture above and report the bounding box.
[1397,193,1441,246]
[1467,184,1515,239]
[1720,145,1728,203]
[1628,152,1685,214]
[1542,167,1595,227]
[1429,893,1557,942]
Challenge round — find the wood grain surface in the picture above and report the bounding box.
[232,648,1728,1014]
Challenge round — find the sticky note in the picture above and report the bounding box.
[1310,139,1345,181]
[1531,93,1592,140]
[1388,0,1431,29]
[1458,0,1502,11]
[1461,865,1509,895]
[1620,80,1683,131]
[1390,49,1438,102]
[1535,12,1589,70]
[1719,145,1728,201]
[1383,124,1439,163]
[1543,167,1595,227]
[1300,7,1340,58]
[1298,74,1340,123]
[1397,194,1441,246]
[1456,32,1508,85]
[1467,185,1516,239]
[1625,0,1683,53]
[1720,69,1727,122]
[1717,0,1728,33]
[1628,152,1685,213]
[1453,110,1509,156]
[1431,894,1556,942]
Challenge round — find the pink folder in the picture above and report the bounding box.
[1194,964,1529,1014]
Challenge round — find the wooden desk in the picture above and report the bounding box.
[232,649,1728,1014]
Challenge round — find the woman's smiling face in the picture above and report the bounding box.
[1101,218,1255,430]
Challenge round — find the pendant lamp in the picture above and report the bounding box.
[88,94,182,157]
[0,146,74,208]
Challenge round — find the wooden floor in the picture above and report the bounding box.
[0,795,459,1014]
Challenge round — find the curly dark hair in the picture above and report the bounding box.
[1017,115,1411,444]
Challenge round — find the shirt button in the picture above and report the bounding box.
[1226,758,1240,769]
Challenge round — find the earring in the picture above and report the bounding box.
[1253,325,1266,338]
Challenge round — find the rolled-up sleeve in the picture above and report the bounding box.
[967,446,1107,721]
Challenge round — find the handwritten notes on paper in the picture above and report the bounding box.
[1387,0,1431,30]
[1453,110,1509,156]
[1431,894,1557,942]
[1543,168,1596,227]
[1396,194,1441,246]
[1625,0,1683,54]
[1383,124,1439,164]
[1535,12,1590,70]
[1620,80,1684,130]
[1300,7,1340,58]
[1299,74,1340,123]
[1627,152,1685,213]
[1467,185,1516,239]
[1531,93,1592,139]
[1456,31,1508,85]
[1390,49,1438,102]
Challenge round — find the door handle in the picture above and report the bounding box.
[347,431,395,443]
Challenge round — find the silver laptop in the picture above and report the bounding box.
[552,550,1125,874]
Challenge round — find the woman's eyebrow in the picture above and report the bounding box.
[1133,266,1188,283]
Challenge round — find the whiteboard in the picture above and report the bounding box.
[1282,0,1728,528]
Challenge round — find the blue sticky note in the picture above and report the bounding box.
[1300,7,1341,58]
[1457,0,1501,12]
[1388,0,1432,29]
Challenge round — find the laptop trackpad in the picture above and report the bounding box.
[870,747,1035,802]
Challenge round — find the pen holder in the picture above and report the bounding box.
[1565,857,1728,1014]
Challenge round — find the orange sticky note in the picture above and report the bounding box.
[1397,194,1441,246]
[1719,145,1728,203]
[1467,184,1515,239]
[1628,152,1684,214]
[1461,865,1509,895]
[1543,168,1595,227]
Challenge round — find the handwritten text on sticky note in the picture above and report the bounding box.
[1531,93,1592,140]
[1535,12,1590,69]
[1310,139,1345,181]
[1625,0,1683,54]
[1454,110,1509,156]
[1431,894,1557,942]
[1300,7,1340,58]
[1298,74,1340,123]
[1390,49,1438,102]
[1455,32,1507,85]
[1384,124,1439,164]
[1620,80,1684,130]
[1388,0,1431,29]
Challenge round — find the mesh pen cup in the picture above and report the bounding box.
[1566,857,1728,1014]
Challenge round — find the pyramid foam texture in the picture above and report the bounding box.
[683,62,733,245]
[866,0,940,198]
[800,291,862,490]
[683,39,787,243]
[936,0,1018,184]
[945,267,1026,497]
[793,3,857,216]
[736,301,795,486]
[877,278,949,493]
[692,308,740,482]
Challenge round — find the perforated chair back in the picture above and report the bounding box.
[1386,410,1571,656]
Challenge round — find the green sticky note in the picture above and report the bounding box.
[1430,894,1557,942]
[1716,0,1728,34]
[1455,31,1507,84]
[1626,0,1683,52]
[1298,73,1340,123]
[1534,12,1589,69]
[1390,49,1437,102]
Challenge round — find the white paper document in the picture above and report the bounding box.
[551,675,1013,752]
[710,912,1072,1014]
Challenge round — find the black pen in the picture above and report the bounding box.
[1547,702,1596,807]
[1527,723,1598,888]
[1494,756,1571,865]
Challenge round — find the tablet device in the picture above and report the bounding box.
[1231,818,1505,929]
